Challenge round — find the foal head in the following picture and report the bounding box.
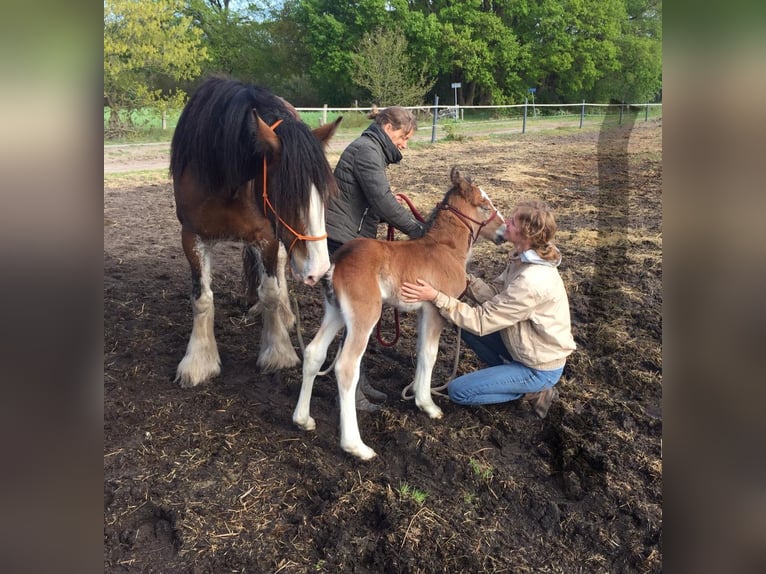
[432,167,507,246]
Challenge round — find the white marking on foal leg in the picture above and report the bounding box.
[293,303,344,431]
[413,308,444,419]
[176,240,220,387]
[336,328,377,460]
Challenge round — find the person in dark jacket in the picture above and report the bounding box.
[326,106,425,251]
[326,106,426,411]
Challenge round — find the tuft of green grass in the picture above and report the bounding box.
[469,458,494,481]
[397,482,428,505]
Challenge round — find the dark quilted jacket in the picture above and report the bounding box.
[326,123,425,244]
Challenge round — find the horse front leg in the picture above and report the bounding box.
[336,324,377,460]
[413,306,446,419]
[246,241,300,372]
[293,300,344,431]
[176,233,220,388]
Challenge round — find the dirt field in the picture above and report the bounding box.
[104,119,662,572]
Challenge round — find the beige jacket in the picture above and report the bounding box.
[431,249,576,371]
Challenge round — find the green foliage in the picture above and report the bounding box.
[349,28,435,106]
[102,0,662,124]
[469,458,494,481]
[104,0,208,137]
[441,122,466,142]
[397,482,428,505]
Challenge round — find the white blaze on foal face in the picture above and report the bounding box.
[480,187,503,221]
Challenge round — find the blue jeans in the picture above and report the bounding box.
[448,331,564,405]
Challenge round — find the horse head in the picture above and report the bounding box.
[253,112,343,286]
[446,166,507,246]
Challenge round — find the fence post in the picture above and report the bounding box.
[522,98,527,134]
[645,103,649,122]
[619,102,624,125]
[580,100,585,128]
[162,110,167,130]
[431,95,439,143]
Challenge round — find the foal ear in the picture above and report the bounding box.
[252,110,281,155]
[313,116,343,149]
[450,166,463,185]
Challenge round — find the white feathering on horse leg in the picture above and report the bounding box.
[256,275,299,371]
[176,290,220,387]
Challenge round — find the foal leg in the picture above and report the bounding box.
[248,242,300,372]
[412,306,445,419]
[176,233,220,388]
[293,301,344,431]
[336,323,377,460]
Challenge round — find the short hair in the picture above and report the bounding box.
[373,106,417,134]
[514,199,559,260]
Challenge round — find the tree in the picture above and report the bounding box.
[593,0,662,102]
[104,0,208,135]
[349,28,435,106]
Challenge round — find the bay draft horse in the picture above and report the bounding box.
[170,76,341,388]
[293,167,507,460]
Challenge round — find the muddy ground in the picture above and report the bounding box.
[104,119,662,572]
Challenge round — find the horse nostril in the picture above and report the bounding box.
[304,275,317,287]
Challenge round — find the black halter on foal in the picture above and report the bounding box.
[261,119,328,256]
[438,202,499,247]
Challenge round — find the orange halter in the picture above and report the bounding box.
[261,119,328,255]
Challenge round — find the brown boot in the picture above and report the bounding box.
[522,386,559,419]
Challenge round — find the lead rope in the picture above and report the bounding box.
[400,325,462,400]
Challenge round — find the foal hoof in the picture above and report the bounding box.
[421,403,444,419]
[293,415,316,431]
[342,443,377,461]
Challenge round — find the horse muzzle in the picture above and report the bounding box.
[493,222,508,244]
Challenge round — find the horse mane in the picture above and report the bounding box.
[421,172,474,232]
[170,76,337,228]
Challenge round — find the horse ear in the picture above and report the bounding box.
[450,166,463,185]
[252,110,281,154]
[313,116,343,149]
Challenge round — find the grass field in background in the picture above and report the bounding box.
[104,105,662,145]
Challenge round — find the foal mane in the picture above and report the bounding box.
[421,172,475,232]
[170,76,337,231]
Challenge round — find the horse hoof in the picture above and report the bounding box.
[342,443,377,461]
[293,415,316,431]
[175,362,219,388]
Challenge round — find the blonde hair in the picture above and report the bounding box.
[514,199,558,260]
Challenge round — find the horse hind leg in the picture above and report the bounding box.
[176,234,221,388]
[336,322,378,460]
[293,301,344,431]
[412,306,445,419]
[245,243,299,372]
